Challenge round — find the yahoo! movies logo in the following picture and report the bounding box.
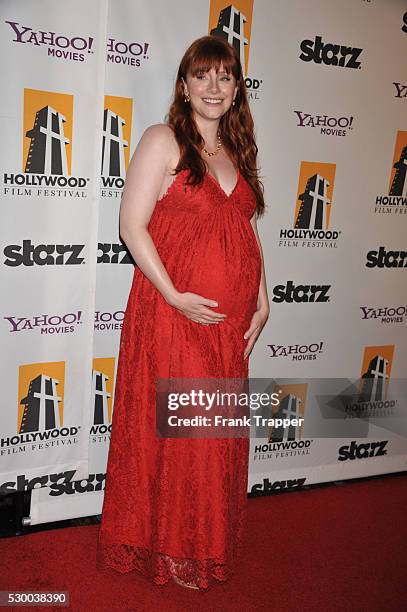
[294,111,354,137]
[208,1,262,99]
[0,362,80,457]
[299,35,362,69]
[360,304,407,325]
[374,131,407,215]
[101,96,133,197]
[4,20,95,63]
[94,310,124,332]
[2,89,89,198]
[91,358,115,440]
[267,341,324,362]
[4,310,83,335]
[107,37,150,68]
[279,162,341,248]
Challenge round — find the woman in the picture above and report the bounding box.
[97,35,269,590]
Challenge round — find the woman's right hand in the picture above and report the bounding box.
[166,291,227,325]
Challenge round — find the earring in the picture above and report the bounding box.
[232,99,236,106]
[184,93,190,103]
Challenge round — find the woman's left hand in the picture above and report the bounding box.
[243,307,269,360]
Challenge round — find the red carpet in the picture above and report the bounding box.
[1,474,406,612]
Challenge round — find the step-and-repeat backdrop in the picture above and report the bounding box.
[0,0,406,524]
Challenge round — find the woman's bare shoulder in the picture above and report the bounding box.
[139,124,179,169]
[141,123,176,147]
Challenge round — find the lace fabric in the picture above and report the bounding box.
[97,526,246,589]
[96,169,261,589]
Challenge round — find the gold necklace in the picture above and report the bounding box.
[202,132,222,157]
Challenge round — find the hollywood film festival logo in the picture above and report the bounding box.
[100,96,133,198]
[337,345,396,462]
[21,358,116,497]
[251,383,311,493]
[91,358,115,443]
[209,0,262,100]
[278,161,341,249]
[344,345,397,419]
[2,88,89,198]
[0,360,111,493]
[0,362,81,460]
[374,131,407,215]
[0,359,114,462]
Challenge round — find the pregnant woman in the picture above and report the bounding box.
[97,35,269,590]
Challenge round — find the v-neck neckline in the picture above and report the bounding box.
[206,167,240,199]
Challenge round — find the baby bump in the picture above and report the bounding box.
[173,233,261,321]
[194,262,258,319]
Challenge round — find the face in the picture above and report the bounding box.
[182,62,238,121]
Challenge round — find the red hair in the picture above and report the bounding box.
[166,35,265,217]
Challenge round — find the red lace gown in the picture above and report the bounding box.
[96,167,262,589]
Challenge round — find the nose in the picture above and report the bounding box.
[207,73,220,93]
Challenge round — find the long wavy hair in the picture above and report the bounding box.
[166,35,265,217]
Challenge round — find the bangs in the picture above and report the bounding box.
[187,41,239,78]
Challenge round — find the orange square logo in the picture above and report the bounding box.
[92,358,115,424]
[208,0,254,75]
[23,89,73,175]
[18,361,65,433]
[294,162,336,230]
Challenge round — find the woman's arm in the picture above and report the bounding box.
[119,124,226,325]
[250,213,270,316]
[243,213,269,358]
[119,124,179,305]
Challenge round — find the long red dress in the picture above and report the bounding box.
[96,166,262,589]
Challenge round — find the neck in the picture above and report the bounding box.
[192,114,220,149]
